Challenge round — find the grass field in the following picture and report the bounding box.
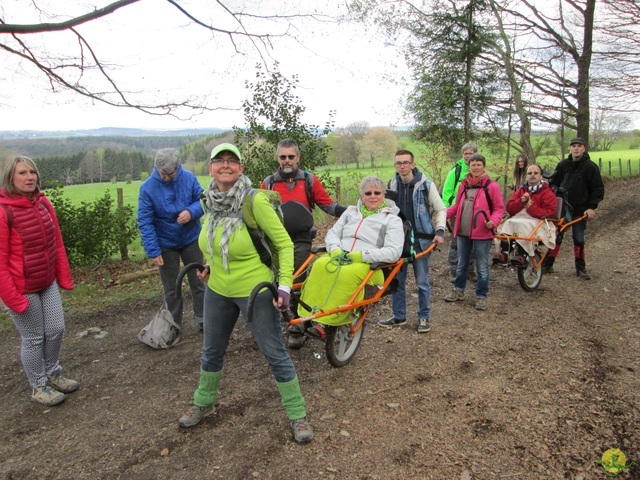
[54,137,640,210]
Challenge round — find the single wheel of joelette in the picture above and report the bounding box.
[325,306,368,368]
[517,252,543,292]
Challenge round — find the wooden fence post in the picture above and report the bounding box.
[618,158,622,177]
[598,158,602,171]
[117,188,129,261]
[608,161,612,177]
[335,177,341,203]
[627,159,631,177]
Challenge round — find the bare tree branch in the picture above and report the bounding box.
[0,0,142,34]
[0,0,331,118]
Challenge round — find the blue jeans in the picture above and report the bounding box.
[158,241,205,327]
[391,252,432,320]
[454,236,492,299]
[201,286,297,383]
[448,236,474,277]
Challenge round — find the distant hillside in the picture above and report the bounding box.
[0,127,232,158]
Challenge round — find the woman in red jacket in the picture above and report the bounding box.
[0,156,77,406]
[495,163,557,265]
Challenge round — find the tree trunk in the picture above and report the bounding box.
[575,0,596,145]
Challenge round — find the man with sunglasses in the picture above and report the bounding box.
[262,139,346,348]
[378,150,447,333]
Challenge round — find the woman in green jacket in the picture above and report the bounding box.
[178,144,313,444]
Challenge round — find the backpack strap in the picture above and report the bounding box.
[243,189,273,268]
[464,179,493,214]
[267,170,315,210]
[303,171,315,210]
[454,162,462,185]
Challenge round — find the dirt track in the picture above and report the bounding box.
[1,177,639,479]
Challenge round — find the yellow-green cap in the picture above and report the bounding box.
[210,143,242,162]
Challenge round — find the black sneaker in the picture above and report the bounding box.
[377,317,407,328]
[417,318,431,333]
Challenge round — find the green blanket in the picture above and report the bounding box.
[298,254,383,326]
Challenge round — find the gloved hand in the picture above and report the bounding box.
[276,288,290,312]
[330,248,344,259]
[347,251,363,263]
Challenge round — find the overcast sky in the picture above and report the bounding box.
[0,0,412,132]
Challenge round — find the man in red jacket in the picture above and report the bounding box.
[262,139,345,347]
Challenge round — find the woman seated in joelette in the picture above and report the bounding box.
[292,176,404,340]
[495,163,557,264]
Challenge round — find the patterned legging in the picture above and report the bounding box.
[6,282,66,388]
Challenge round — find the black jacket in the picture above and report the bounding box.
[549,152,604,215]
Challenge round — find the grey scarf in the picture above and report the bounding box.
[204,175,252,271]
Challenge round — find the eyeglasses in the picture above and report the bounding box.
[394,161,412,167]
[278,154,297,161]
[211,157,241,165]
[363,191,383,196]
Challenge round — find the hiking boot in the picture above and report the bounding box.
[542,257,555,274]
[178,404,214,428]
[576,268,591,280]
[32,384,66,406]
[510,255,526,267]
[575,259,591,280]
[48,370,79,393]
[493,252,508,266]
[444,290,464,302]
[288,334,306,349]
[287,323,307,349]
[475,299,487,311]
[377,317,407,328]
[290,417,314,444]
[417,318,431,333]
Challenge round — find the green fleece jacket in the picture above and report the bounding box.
[441,159,469,207]
[199,192,294,297]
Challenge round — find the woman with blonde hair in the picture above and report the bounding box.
[0,156,76,406]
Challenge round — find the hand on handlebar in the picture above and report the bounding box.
[273,288,290,312]
[196,265,210,283]
[585,208,596,220]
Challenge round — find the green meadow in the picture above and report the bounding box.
[55,137,640,211]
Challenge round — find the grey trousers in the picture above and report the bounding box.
[158,241,205,327]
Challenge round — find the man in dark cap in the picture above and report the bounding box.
[544,137,604,279]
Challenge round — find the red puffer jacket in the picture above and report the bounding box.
[0,189,73,313]
[506,183,557,218]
